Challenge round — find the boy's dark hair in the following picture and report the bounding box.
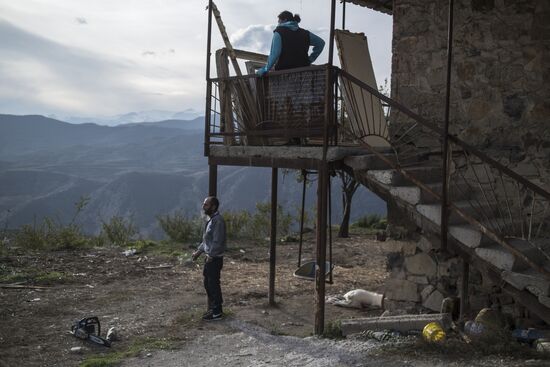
[278,10,301,23]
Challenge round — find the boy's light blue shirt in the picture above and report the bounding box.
[257,21,325,76]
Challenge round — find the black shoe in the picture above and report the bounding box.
[202,312,223,321]
[202,309,213,317]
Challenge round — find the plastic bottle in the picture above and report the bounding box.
[464,320,485,336]
[422,322,446,342]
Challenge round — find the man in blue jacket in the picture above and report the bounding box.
[192,196,227,321]
[257,10,325,76]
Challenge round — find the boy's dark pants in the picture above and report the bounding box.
[203,257,223,314]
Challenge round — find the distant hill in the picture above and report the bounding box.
[0,114,386,238]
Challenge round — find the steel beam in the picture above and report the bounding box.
[315,163,329,335]
[208,164,217,197]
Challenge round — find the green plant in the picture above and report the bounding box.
[157,211,201,243]
[353,214,387,230]
[80,337,174,367]
[13,196,91,250]
[223,209,251,238]
[101,216,138,247]
[249,202,294,239]
[322,320,343,339]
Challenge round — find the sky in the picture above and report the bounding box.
[0,0,392,119]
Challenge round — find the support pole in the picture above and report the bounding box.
[208,164,217,197]
[298,170,307,268]
[441,0,454,252]
[269,167,278,306]
[315,164,329,335]
[328,173,333,284]
[342,0,346,30]
[204,0,214,156]
[460,260,470,321]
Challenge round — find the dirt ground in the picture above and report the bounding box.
[1,230,549,367]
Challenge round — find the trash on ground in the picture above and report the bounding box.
[123,249,137,257]
[70,346,83,353]
[422,322,446,343]
[340,313,452,336]
[360,329,401,342]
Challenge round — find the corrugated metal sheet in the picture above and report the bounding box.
[345,0,393,15]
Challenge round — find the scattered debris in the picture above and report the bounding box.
[106,327,118,342]
[360,329,401,342]
[70,346,83,353]
[144,264,173,270]
[122,249,137,257]
[2,284,50,290]
[422,322,446,343]
[340,313,452,336]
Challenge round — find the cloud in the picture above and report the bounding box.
[230,24,274,54]
[0,20,194,116]
[75,17,87,25]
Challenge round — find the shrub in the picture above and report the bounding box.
[157,211,201,243]
[101,216,138,247]
[223,209,252,239]
[15,217,88,250]
[353,214,387,230]
[249,202,294,239]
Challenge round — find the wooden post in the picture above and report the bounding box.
[460,260,469,321]
[208,164,217,197]
[269,167,278,306]
[315,163,328,335]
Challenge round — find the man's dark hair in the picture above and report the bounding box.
[278,10,301,23]
[207,196,219,211]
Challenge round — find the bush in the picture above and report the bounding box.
[223,209,252,239]
[249,202,294,240]
[101,216,138,247]
[353,214,387,230]
[157,212,201,243]
[14,217,88,250]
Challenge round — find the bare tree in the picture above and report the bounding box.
[337,171,359,238]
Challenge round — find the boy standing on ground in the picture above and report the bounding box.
[192,196,226,321]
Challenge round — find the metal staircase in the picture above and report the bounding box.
[337,67,550,323]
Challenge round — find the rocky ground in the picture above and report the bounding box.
[1,229,549,367]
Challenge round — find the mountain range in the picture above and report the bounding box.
[0,114,386,238]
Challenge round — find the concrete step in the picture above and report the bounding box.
[475,239,546,272]
[366,165,443,186]
[344,153,422,171]
[390,182,472,206]
[416,201,500,226]
[449,224,493,249]
[502,268,550,297]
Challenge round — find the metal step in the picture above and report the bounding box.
[344,153,422,171]
[502,268,550,297]
[416,201,500,226]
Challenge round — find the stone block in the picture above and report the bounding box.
[408,275,429,285]
[423,289,445,312]
[418,235,440,252]
[421,285,435,301]
[438,257,460,277]
[385,279,419,302]
[405,253,437,276]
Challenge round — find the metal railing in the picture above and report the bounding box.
[206,64,341,152]
[337,67,550,278]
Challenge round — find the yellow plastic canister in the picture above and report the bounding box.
[422,322,446,342]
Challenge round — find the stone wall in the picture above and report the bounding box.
[390,0,550,189]
[383,232,532,324]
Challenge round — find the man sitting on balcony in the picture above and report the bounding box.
[256,11,325,76]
